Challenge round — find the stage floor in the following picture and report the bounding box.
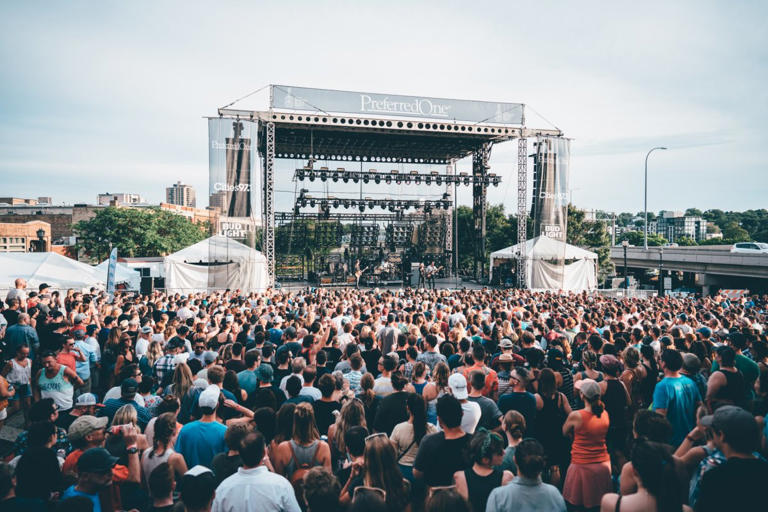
[279,277,486,291]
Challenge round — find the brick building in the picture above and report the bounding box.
[0,220,51,252]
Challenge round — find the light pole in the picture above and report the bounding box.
[621,240,629,289]
[36,228,46,252]
[658,247,664,297]
[644,146,667,250]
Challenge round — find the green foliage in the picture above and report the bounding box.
[685,208,703,217]
[617,231,668,247]
[701,209,768,242]
[720,221,751,242]
[74,207,208,260]
[567,205,613,281]
[676,236,698,246]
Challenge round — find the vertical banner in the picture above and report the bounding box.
[532,137,570,241]
[208,118,258,218]
[106,247,118,294]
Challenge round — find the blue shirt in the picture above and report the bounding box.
[268,327,283,345]
[237,369,258,396]
[485,476,566,512]
[60,485,100,512]
[175,420,227,468]
[652,375,701,446]
[74,340,96,380]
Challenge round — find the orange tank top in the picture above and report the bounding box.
[570,408,610,464]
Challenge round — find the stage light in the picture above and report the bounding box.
[343,200,350,209]
[296,169,305,180]
[435,176,442,186]
[463,175,471,186]
[358,203,365,212]
[425,176,431,185]
[333,199,340,208]
[308,170,316,181]
[385,176,392,185]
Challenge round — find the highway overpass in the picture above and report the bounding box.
[609,245,768,294]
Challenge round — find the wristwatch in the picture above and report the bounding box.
[126,445,139,455]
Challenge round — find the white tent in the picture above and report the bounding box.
[490,236,598,291]
[94,260,142,290]
[0,252,105,290]
[164,235,268,293]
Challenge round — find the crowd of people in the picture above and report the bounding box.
[0,276,767,512]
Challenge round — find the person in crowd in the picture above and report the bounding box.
[497,410,526,474]
[534,367,571,485]
[0,461,46,512]
[327,398,367,470]
[273,402,332,486]
[312,373,341,436]
[179,466,217,512]
[303,466,341,512]
[374,371,412,435]
[562,379,612,511]
[453,428,514,512]
[486,438,567,512]
[60,448,121,511]
[340,433,411,512]
[652,349,702,447]
[98,378,151,429]
[34,350,83,420]
[212,431,301,512]
[14,421,63,502]
[425,486,470,512]
[13,397,71,456]
[601,439,691,512]
[390,392,436,482]
[498,366,543,432]
[210,422,249,485]
[695,405,768,511]
[142,412,188,489]
[147,463,175,512]
[448,372,481,434]
[413,394,470,488]
[175,385,227,468]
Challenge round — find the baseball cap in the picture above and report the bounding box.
[198,385,220,409]
[575,378,601,400]
[77,447,119,473]
[498,353,514,363]
[68,415,108,441]
[599,354,621,373]
[38,283,50,292]
[700,405,759,446]
[74,314,86,323]
[682,353,701,373]
[499,338,514,349]
[75,393,104,408]
[448,373,469,400]
[73,330,86,340]
[202,351,218,365]
[255,364,274,383]
[697,327,712,338]
[121,378,138,396]
[167,336,185,350]
[141,325,153,334]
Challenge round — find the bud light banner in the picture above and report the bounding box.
[271,85,524,125]
[208,118,258,218]
[532,137,570,242]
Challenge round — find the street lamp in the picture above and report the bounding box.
[36,228,46,252]
[621,240,629,289]
[658,247,664,297]
[644,146,667,250]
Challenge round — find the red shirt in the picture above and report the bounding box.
[462,363,498,398]
[57,352,77,373]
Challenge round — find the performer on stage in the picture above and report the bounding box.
[426,261,437,290]
[418,263,426,289]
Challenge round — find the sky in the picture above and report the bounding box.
[1,1,766,216]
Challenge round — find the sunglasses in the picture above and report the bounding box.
[365,432,388,442]
[428,485,457,498]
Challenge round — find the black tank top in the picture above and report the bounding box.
[464,467,503,512]
[603,379,628,429]
[639,362,657,406]
[713,369,745,406]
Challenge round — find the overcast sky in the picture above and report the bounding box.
[1,1,765,216]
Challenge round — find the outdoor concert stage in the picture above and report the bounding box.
[210,85,564,290]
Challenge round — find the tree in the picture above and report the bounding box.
[721,221,750,242]
[567,205,613,282]
[676,236,697,246]
[618,231,667,247]
[685,208,703,217]
[74,207,208,260]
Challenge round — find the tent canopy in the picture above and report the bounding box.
[94,260,141,290]
[164,235,268,293]
[0,252,104,290]
[490,235,597,261]
[490,236,598,291]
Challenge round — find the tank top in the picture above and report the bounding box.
[7,358,31,385]
[713,369,745,406]
[413,381,427,395]
[285,440,320,477]
[38,365,73,411]
[603,380,628,430]
[535,393,567,448]
[142,446,175,487]
[464,467,502,512]
[571,408,610,464]
[639,363,657,406]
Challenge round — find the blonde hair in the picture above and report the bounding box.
[332,399,366,454]
[145,341,164,367]
[112,404,138,428]
[171,363,193,401]
[292,402,320,444]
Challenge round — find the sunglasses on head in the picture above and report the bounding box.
[353,486,386,501]
[365,432,388,442]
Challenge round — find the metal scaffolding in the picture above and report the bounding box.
[516,137,528,288]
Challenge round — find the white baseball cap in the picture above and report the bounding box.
[448,373,469,400]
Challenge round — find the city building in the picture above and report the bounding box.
[37,196,53,205]
[0,220,51,252]
[166,181,196,207]
[97,192,145,206]
[0,204,102,241]
[0,197,40,206]
[656,211,707,243]
[158,202,217,232]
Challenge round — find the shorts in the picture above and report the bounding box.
[9,383,31,400]
[0,408,6,421]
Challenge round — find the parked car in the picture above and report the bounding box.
[730,242,768,254]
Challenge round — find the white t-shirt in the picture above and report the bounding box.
[460,400,482,434]
[135,337,149,358]
[103,386,146,407]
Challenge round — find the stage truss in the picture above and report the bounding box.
[217,93,562,287]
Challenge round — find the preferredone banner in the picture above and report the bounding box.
[208,118,257,218]
[271,85,524,124]
[532,137,570,242]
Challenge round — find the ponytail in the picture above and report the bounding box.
[588,394,604,417]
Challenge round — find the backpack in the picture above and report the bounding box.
[288,440,319,495]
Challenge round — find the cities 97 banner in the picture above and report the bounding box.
[208,118,258,219]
